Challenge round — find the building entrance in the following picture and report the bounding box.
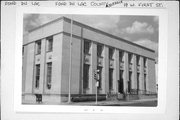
[83,64,90,94]
[118,70,124,94]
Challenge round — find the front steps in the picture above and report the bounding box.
[71,94,106,102]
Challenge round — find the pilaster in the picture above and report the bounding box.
[132,54,137,89]
[25,42,35,93]
[123,52,129,94]
[90,42,97,94]
[114,49,119,93]
[139,56,144,93]
[40,38,46,94]
[104,45,109,93]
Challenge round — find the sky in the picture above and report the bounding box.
[23,14,159,60]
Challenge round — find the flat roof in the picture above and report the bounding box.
[28,16,155,53]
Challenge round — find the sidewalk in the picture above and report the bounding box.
[60,98,157,106]
[23,98,157,106]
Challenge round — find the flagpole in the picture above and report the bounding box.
[68,16,73,103]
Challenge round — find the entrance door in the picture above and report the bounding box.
[83,64,90,94]
[119,70,124,94]
[128,72,132,93]
[137,73,140,94]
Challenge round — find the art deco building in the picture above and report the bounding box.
[22,17,157,104]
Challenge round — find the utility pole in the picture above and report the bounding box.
[96,81,98,105]
[68,16,73,103]
[94,69,99,105]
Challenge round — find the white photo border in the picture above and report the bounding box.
[14,7,168,113]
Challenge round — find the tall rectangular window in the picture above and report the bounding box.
[97,44,103,57]
[84,40,91,54]
[137,73,140,91]
[97,66,102,89]
[46,62,52,89]
[144,58,147,67]
[35,64,40,88]
[36,41,41,54]
[119,70,124,93]
[83,64,90,89]
[128,53,133,64]
[47,36,53,52]
[109,68,113,90]
[119,51,124,62]
[136,55,140,66]
[109,48,114,60]
[128,72,132,93]
[144,74,147,91]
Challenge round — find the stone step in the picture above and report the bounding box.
[71,95,106,102]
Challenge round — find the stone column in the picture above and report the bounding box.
[104,45,109,94]
[39,38,46,94]
[123,52,129,94]
[132,54,137,90]
[139,56,144,94]
[145,58,149,92]
[114,49,119,93]
[90,42,97,94]
[101,46,105,94]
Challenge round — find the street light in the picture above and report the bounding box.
[94,69,100,105]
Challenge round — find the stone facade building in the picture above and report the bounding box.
[22,17,156,104]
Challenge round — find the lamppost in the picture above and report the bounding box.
[68,16,73,103]
[94,69,100,105]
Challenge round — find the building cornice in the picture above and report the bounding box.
[28,16,155,53]
[63,17,155,53]
[28,17,64,33]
